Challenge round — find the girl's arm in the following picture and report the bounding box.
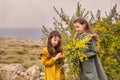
[40,48,56,67]
[41,54,56,67]
[90,38,97,52]
[85,38,97,57]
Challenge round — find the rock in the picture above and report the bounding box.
[17,71,27,77]
[0,63,26,72]
[40,72,44,77]
[0,63,26,80]
[0,64,44,80]
[25,65,41,80]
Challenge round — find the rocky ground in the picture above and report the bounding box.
[0,63,44,80]
[0,37,45,80]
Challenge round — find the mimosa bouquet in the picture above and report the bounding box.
[57,34,93,68]
[64,34,93,62]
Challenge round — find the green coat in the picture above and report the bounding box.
[76,33,107,80]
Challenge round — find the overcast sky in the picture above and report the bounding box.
[0,0,120,28]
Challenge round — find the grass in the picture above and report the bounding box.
[16,51,26,55]
[0,37,45,69]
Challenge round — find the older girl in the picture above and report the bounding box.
[73,17,107,80]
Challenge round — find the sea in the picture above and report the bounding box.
[0,27,43,40]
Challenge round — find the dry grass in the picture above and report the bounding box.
[0,37,45,70]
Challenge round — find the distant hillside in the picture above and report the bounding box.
[0,37,45,70]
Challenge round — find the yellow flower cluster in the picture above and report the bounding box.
[92,24,106,32]
[64,34,93,62]
[92,20,120,79]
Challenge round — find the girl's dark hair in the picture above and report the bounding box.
[47,31,62,58]
[73,17,99,44]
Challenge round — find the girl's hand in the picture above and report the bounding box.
[58,53,64,59]
[54,53,62,60]
[59,55,64,59]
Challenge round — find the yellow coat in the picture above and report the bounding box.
[40,47,65,80]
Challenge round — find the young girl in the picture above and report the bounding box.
[73,17,107,80]
[40,31,65,80]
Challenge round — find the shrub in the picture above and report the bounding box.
[41,3,120,80]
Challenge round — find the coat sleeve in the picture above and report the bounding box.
[40,48,56,67]
[85,38,97,57]
[41,55,56,67]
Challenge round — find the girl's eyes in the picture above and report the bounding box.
[54,39,59,42]
[54,39,57,41]
[76,27,80,29]
[75,26,79,28]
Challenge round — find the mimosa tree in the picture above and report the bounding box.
[41,3,120,80]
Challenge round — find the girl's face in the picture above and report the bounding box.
[51,36,60,47]
[74,22,86,33]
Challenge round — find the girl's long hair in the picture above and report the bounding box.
[73,17,99,44]
[47,31,62,58]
